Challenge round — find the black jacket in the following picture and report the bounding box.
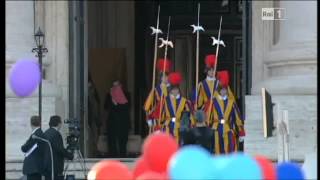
[43,128,73,177]
[104,91,131,132]
[183,126,214,153]
[21,128,46,175]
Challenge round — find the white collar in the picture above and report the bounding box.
[32,127,40,134]
[219,95,228,100]
[170,94,181,99]
[206,76,216,81]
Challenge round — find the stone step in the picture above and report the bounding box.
[6,159,137,179]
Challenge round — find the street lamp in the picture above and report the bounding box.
[32,27,48,127]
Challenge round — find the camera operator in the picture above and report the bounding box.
[43,115,74,180]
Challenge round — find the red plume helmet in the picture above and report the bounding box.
[217,70,230,88]
[168,72,182,86]
[157,59,172,73]
[205,54,217,68]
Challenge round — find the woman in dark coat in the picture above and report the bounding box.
[104,80,130,157]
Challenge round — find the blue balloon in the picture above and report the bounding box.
[277,162,305,180]
[168,145,216,180]
[215,153,263,180]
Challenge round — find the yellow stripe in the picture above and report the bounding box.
[214,131,220,154]
[224,132,229,153]
[224,98,234,121]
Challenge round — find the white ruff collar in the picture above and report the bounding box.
[171,94,181,99]
[206,76,216,81]
[219,95,228,100]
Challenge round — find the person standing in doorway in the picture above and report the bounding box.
[21,116,46,180]
[104,80,131,157]
[88,73,101,157]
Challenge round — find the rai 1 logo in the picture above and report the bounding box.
[262,8,286,21]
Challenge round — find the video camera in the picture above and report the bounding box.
[64,118,81,151]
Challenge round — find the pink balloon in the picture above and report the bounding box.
[9,59,41,97]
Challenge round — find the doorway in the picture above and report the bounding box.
[135,0,252,141]
[69,0,252,158]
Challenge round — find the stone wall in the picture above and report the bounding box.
[244,95,317,161]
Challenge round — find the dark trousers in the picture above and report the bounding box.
[27,173,42,180]
[45,175,64,180]
[108,126,129,157]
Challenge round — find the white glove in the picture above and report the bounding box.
[239,136,245,142]
[147,119,153,127]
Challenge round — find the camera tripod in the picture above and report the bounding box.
[63,148,88,179]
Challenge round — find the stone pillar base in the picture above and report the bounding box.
[244,95,317,161]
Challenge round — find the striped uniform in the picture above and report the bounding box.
[211,90,245,154]
[144,84,169,129]
[161,95,194,143]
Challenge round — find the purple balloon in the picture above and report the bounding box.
[9,59,41,97]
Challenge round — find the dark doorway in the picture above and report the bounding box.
[135,0,250,140]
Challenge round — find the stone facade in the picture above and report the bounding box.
[245,0,317,161]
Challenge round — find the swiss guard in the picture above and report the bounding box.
[144,59,172,134]
[162,72,193,143]
[212,70,245,154]
[193,54,220,126]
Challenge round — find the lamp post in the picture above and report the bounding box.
[32,27,48,127]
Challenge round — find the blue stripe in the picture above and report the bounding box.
[224,98,228,111]
[218,124,225,154]
[213,99,224,120]
[169,121,175,136]
[202,81,211,99]
[229,131,234,152]
[167,96,175,117]
[231,108,235,129]
[156,85,162,97]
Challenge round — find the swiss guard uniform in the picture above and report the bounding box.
[193,54,220,126]
[212,70,245,154]
[162,72,194,143]
[144,59,172,133]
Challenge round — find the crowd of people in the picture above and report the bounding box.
[144,55,245,154]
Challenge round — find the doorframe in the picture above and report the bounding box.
[68,0,89,157]
[242,0,252,116]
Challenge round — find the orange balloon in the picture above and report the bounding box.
[136,171,167,180]
[88,160,132,180]
[132,157,151,179]
[142,133,178,173]
[254,155,277,180]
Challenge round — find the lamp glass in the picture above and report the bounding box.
[34,28,45,47]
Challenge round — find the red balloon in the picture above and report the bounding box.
[88,160,132,180]
[254,155,277,180]
[142,132,178,173]
[133,157,150,179]
[136,171,167,180]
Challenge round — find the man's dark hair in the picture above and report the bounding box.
[30,116,41,127]
[49,115,62,127]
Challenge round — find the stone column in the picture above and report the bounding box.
[245,1,317,161]
[252,1,317,95]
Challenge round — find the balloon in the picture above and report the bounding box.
[277,162,305,180]
[168,145,215,180]
[215,153,263,180]
[133,157,150,179]
[143,132,178,173]
[254,155,277,180]
[136,171,167,180]
[87,160,132,180]
[9,59,41,97]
